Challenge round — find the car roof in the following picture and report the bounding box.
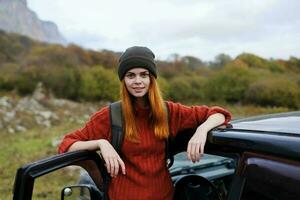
[231,111,300,135]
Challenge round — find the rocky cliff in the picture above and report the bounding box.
[0,0,66,44]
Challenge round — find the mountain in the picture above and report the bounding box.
[0,0,66,44]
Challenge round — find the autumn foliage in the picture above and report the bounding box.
[0,30,299,108]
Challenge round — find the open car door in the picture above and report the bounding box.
[13,151,106,200]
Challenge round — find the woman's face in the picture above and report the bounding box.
[124,68,150,98]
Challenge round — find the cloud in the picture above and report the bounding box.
[27,0,300,60]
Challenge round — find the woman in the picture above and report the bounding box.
[58,46,231,200]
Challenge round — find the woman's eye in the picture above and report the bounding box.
[126,73,135,79]
[140,73,149,78]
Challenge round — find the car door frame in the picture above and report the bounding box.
[13,150,106,200]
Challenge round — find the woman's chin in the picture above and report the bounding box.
[131,92,146,98]
[133,94,145,98]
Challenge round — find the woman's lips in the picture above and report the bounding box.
[133,87,144,92]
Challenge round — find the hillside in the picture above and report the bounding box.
[0,0,65,44]
[0,30,299,109]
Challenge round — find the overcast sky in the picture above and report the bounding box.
[27,0,300,61]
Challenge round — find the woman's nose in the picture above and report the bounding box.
[134,75,142,83]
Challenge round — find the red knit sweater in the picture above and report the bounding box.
[58,101,231,200]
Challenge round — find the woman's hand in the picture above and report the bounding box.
[187,126,208,163]
[98,139,126,177]
[187,113,226,163]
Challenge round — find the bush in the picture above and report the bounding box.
[236,53,285,72]
[157,77,171,99]
[245,78,300,108]
[168,76,205,102]
[79,66,119,101]
[0,64,20,91]
[42,66,81,99]
[28,45,81,67]
[204,65,257,103]
[168,77,191,101]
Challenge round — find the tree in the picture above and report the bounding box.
[212,53,232,68]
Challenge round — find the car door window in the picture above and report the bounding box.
[32,165,83,199]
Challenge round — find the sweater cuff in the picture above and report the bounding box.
[58,139,78,154]
[207,106,232,125]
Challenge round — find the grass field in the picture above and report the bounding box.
[0,103,292,199]
[0,121,81,200]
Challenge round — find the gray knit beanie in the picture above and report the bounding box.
[118,46,157,80]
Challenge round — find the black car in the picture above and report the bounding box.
[13,111,300,200]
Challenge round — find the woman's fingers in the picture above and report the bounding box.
[98,140,126,177]
[104,158,113,174]
[190,143,197,162]
[187,129,208,162]
[118,158,126,175]
[107,156,126,177]
[105,157,120,177]
[200,143,205,156]
[195,143,201,162]
[104,157,110,173]
[187,135,206,162]
[188,142,201,162]
[187,142,192,160]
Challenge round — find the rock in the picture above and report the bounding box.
[50,99,66,107]
[76,119,85,124]
[3,111,16,122]
[37,111,53,120]
[35,116,51,127]
[0,96,12,108]
[50,98,78,109]
[0,91,101,132]
[32,82,47,101]
[8,127,15,134]
[63,110,71,116]
[88,106,97,114]
[51,138,61,147]
[15,125,27,132]
[16,97,45,112]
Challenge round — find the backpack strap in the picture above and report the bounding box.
[164,102,174,168]
[109,101,124,154]
[102,101,124,200]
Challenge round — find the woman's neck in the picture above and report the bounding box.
[134,97,149,108]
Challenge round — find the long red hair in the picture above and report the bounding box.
[120,75,169,142]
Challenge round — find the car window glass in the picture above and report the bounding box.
[32,165,85,200]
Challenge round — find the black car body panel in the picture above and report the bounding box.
[208,111,300,160]
[232,111,300,134]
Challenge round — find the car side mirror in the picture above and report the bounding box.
[61,184,103,200]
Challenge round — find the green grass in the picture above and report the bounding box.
[224,103,291,119]
[0,121,81,199]
[0,104,294,199]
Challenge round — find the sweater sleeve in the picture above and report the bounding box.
[58,106,111,153]
[166,101,231,136]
